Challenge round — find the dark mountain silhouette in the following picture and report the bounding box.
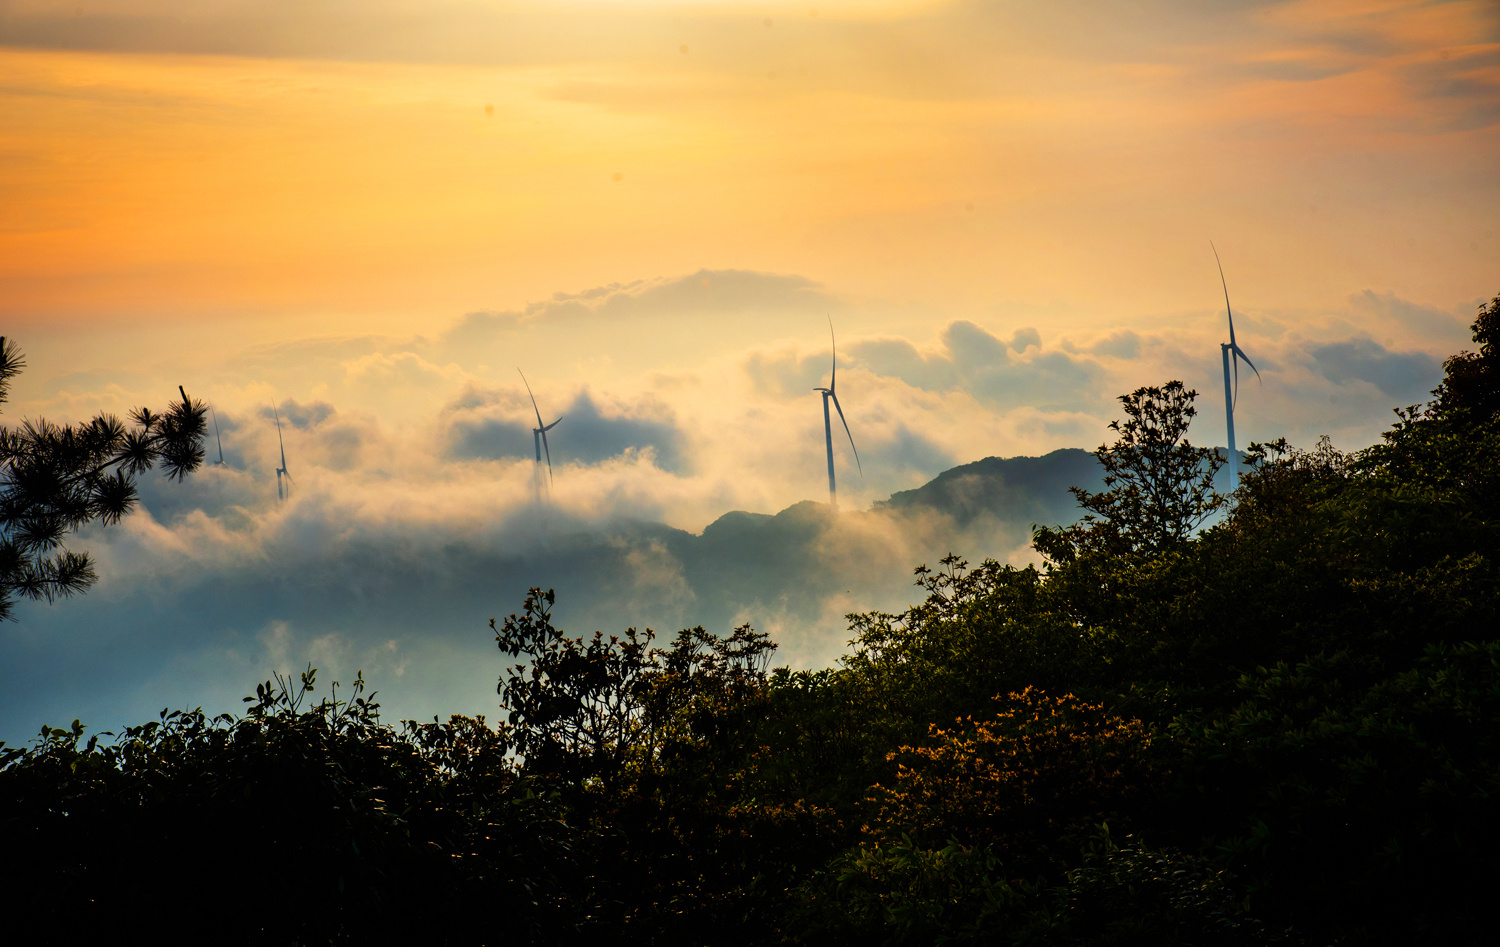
[875,448,1102,528]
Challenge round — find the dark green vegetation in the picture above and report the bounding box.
[4,295,1498,945]
[0,336,206,620]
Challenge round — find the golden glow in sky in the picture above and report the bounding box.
[3,0,1495,329]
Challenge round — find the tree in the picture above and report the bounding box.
[0,666,578,946]
[0,337,206,620]
[1431,294,1500,420]
[1035,381,1223,563]
[491,587,776,792]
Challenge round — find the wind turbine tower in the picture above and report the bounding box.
[272,404,292,501]
[1213,244,1262,493]
[813,318,861,512]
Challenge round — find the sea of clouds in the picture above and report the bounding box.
[1,268,1474,744]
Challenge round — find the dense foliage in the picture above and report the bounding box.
[5,298,1499,944]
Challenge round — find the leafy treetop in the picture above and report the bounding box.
[1035,380,1223,564]
[1431,293,1500,421]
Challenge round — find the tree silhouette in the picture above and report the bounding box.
[1432,293,1500,420]
[0,337,206,620]
[1035,380,1223,562]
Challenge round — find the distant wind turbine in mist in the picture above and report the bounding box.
[518,368,561,507]
[209,406,227,467]
[272,404,293,501]
[1212,243,1262,493]
[813,317,861,512]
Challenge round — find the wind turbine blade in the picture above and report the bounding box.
[827,315,837,393]
[210,406,225,464]
[1211,241,1238,349]
[542,417,562,432]
[1231,344,1262,409]
[517,368,547,431]
[539,429,554,484]
[830,391,862,475]
[272,404,288,471]
[1233,345,1262,382]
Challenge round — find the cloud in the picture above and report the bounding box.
[446,269,834,350]
[447,417,534,463]
[1401,44,1500,132]
[944,324,1107,412]
[247,399,380,473]
[342,352,465,390]
[262,399,336,430]
[1090,330,1143,360]
[444,387,685,472]
[549,392,684,471]
[1307,337,1442,402]
[592,269,828,319]
[13,0,1462,118]
[1010,327,1041,353]
[795,321,1108,413]
[841,337,958,392]
[944,320,1009,374]
[1347,290,1472,346]
[856,423,957,480]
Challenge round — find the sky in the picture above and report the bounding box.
[2,0,1497,743]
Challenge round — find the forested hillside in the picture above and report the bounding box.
[4,295,1497,946]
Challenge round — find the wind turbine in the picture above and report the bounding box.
[272,404,292,501]
[813,317,861,512]
[517,369,561,505]
[1213,243,1261,493]
[209,406,228,467]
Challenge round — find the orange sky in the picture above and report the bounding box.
[3,0,1496,334]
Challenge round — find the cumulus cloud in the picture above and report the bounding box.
[1308,337,1442,402]
[262,399,336,430]
[548,392,684,471]
[745,346,854,398]
[831,320,1106,412]
[856,423,957,480]
[749,319,1102,416]
[443,387,685,472]
[1090,330,1143,360]
[1347,290,1472,348]
[1010,327,1041,353]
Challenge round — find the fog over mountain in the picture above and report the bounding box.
[1,263,1465,748]
[0,449,1104,746]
